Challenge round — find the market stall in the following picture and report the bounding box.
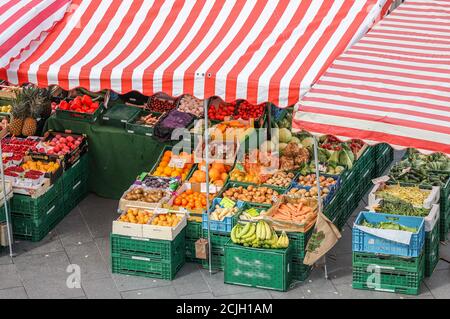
[294,0,450,295]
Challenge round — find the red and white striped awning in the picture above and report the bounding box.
[293,0,450,156]
[0,0,71,71]
[3,0,391,107]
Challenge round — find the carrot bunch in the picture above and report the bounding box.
[272,202,316,224]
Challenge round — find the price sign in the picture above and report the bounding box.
[318,164,327,173]
[398,167,411,177]
[201,183,217,194]
[371,175,390,185]
[155,207,169,215]
[169,156,186,168]
[235,163,244,171]
[246,208,259,217]
[272,195,279,203]
[220,197,235,208]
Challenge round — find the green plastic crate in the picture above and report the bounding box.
[12,198,64,242]
[11,178,62,221]
[55,103,104,123]
[125,110,162,137]
[201,248,225,270]
[202,229,230,253]
[101,104,141,129]
[291,258,311,282]
[287,230,312,261]
[352,252,424,296]
[224,241,292,291]
[61,155,89,193]
[186,221,202,240]
[185,239,202,264]
[111,252,184,280]
[374,144,394,177]
[353,252,423,273]
[62,175,88,215]
[425,222,440,277]
[0,199,11,223]
[111,229,186,261]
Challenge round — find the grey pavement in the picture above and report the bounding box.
[0,151,449,299]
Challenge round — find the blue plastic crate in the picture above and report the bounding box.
[353,212,425,257]
[202,198,245,233]
[288,174,341,207]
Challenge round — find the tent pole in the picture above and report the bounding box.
[0,140,13,257]
[313,136,328,280]
[203,98,212,275]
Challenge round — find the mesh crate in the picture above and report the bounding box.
[12,199,64,242]
[353,212,425,257]
[201,249,225,270]
[61,155,89,192]
[55,103,104,123]
[202,229,230,253]
[0,199,11,223]
[425,223,440,277]
[224,241,292,291]
[353,252,422,273]
[291,258,311,282]
[186,221,202,240]
[62,176,89,215]
[352,254,424,296]
[374,144,394,177]
[11,178,62,220]
[111,252,184,280]
[111,229,186,261]
[287,230,313,261]
[440,206,450,241]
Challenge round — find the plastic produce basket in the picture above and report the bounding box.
[201,248,225,270]
[352,253,424,296]
[202,229,230,253]
[425,221,440,277]
[288,173,340,207]
[374,144,394,177]
[110,229,185,261]
[55,102,104,123]
[202,198,245,233]
[0,199,11,223]
[186,221,202,240]
[126,110,162,137]
[291,258,311,282]
[287,230,313,261]
[224,241,292,291]
[352,212,425,257]
[353,251,422,273]
[101,104,141,129]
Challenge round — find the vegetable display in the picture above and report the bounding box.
[147,95,176,112]
[210,205,239,221]
[360,219,418,233]
[222,185,279,205]
[133,113,161,127]
[208,101,236,121]
[123,187,167,203]
[264,171,295,188]
[178,95,204,117]
[57,95,100,114]
[279,142,310,171]
[374,185,431,217]
[157,109,194,129]
[270,201,316,224]
[230,220,289,249]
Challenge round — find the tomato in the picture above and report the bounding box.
[59,100,69,110]
[81,95,92,107]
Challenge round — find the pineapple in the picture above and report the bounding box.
[9,90,27,136]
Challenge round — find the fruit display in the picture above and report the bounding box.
[57,95,100,114]
[229,169,260,184]
[172,188,213,211]
[4,165,45,185]
[208,99,236,121]
[210,120,252,141]
[123,187,168,203]
[287,187,328,202]
[31,134,84,156]
[230,220,289,249]
[222,185,279,205]
[239,206,266,221]
[235,101,264,121]
[189,161,230,187]
[1,137,40,165]
[297,174,338,188]
[263,171,295,188]
[118,208,153,224]
[0,104,11,113]
[152,150,193,181]
[141,176,172,189]
[195,140,239,164]
[210,205,239,221]
[147,95,176,112]
[177,95,204,117]
[132,113,162,127]
[230,149,279,184]
[279,142,310,170]
[21,160,60,173]
[348,139,365,157]
[151,213,182,227]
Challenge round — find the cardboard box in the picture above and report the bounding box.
[142,213,187,240]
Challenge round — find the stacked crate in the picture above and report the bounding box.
[61,155,89,215]
[288,230,313,282]
[201,229,228,270]
[185,220,202,264]
[352,212,425,295]
[425,218,440,277]
[111,229,186,280]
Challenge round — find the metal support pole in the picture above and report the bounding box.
[0,142,13,257]
[313,136,327,280]
[203,98,212,274]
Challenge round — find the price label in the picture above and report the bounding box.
[169,156,186,168]
[155,207,169,215]
[371,175,390,185]
[138,172,148,181]
[272,195,279,203]
[246,208,259,217]
[235,163,244,171]
[220,197,235,209]
[318,164,327,173]
[200,183,217,194]
[398,167,411,177]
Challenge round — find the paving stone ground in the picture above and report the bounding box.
[0,151,449,299]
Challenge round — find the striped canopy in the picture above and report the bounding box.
[3,0,391,107]
[0,0,71,71]
[293,0,450,156]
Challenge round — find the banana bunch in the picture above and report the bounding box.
[230,221,289,249]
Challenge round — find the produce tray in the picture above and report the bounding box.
[224,241,292,292]
[12,198,64,242]
[353,251,423,273]
[126,110,162,137]
[186,220,202,240]
[202,198,244,233]
[110,229,185,261]
[201,248,225,271]
[288,173,340,207]
[55,103,104,123]
[111,251,184,281]
[215,181,285,208]
[425,221,440,277]
[352,255,424,296]
[101,104,141,129]
[291,258,311,283]
[352,212,425,258]
[287,229,313,261]
[10,178,62,220]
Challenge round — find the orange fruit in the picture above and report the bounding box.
[163,167,172,175]
[209,168,220,181]
[221,172,228,181]
[212,163,226,173]
[164,150,172,157]
[160,160,168,168]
